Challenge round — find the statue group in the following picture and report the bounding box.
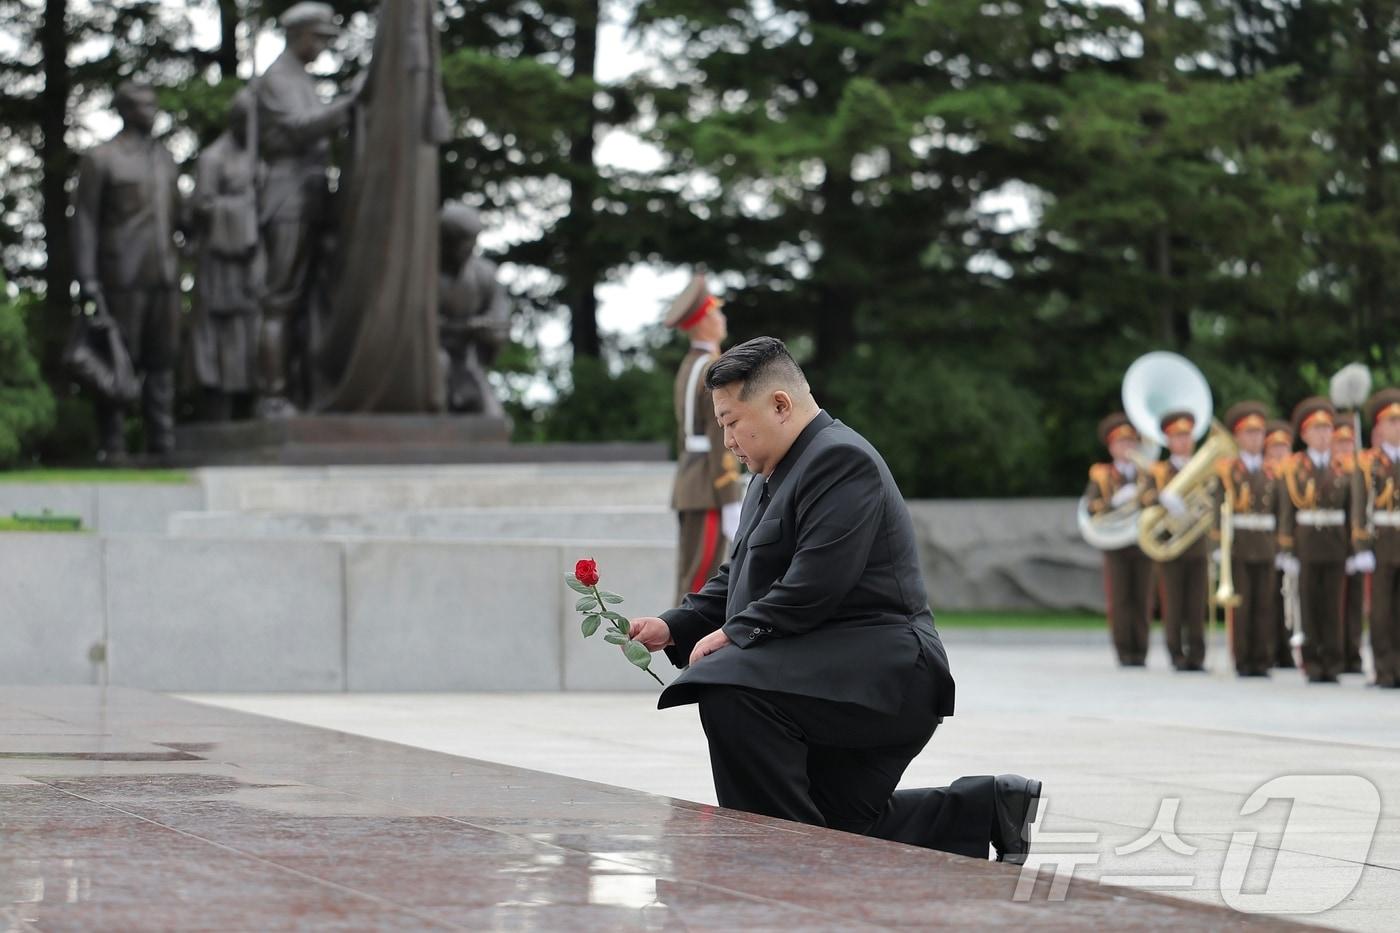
[68,1,509,462]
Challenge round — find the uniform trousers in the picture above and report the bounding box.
[696,650,997,859]
[1159,555,1208,669]
[1231,560,1276,675]
[1104,545,1153,665]
[1370,563,1400,687]
[1299,560,1345,680]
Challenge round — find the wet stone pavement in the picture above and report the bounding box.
[0,686,1306,931]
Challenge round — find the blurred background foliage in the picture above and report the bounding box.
[3,1,1400,495]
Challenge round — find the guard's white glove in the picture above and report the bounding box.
[1211,548,1222,565]
[721,501,742,541]
[1275,553,1300,577]
[1110,484,1138,508]
[1353,550,1376,574]
[1345,555,1357,575]
[1160,490,1187,518]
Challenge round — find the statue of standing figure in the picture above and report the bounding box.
[438,203,509,417]
[252,1,360,418]
[188,88,262,420]
[70,81,181,462]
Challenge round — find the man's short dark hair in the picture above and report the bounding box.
[706,336,807,400]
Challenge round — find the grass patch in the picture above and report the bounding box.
[936,611,1103,629]
[0,469,190,484]
[0,515,84,532]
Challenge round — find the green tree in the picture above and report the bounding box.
[0,279,56,467]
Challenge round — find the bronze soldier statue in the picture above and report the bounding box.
[665,273,744,604]
[1083,413,1153,666]
[1215,402,1281,677]
[1145,411,1210,671]
[189,88,263,420]
[1357,389,1400,688]
[71,81,181,462]
[253,1,360,416]
[1279,398,1372,683]
[1264,419,1297,667]
[438,203,509,417]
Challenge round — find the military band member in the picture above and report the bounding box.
[1215,402,1280,676]
[1145,411,1209,671]
[1357,389,1400,688]
[1264,419,1297,668]
[1334,419,1367,673]
[665,273,744,604]
[1279,398,1372,683]
[1085,413,1153,666]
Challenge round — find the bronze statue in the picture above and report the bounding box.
[438,203,509,416]
[70,81,181,461]
[316,0,450,413]
[189,88,262,420]
[253,1,360,417]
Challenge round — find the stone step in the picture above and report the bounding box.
[168,506,677,542]
[208,463,678,513]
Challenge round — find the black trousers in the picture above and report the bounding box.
[1232,559,1276,674]
[1104,546,1153,664]
[1300,560,1345,679]
[695,653,996,859]
[1159,555,1207,669]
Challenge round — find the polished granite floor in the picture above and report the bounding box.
[0,686,1305,931]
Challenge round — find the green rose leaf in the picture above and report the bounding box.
[576,595,599,611]
[604,632,628,645]
[601,593,624,604]
[581,614,601,637]
[565,575,592,595]
[623,640,652,668]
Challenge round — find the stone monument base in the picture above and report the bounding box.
[170,414,665,466]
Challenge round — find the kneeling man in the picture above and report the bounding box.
[628,337,1041,861]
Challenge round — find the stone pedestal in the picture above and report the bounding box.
[170,414,663,466]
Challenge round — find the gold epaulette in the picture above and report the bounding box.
[1088,463,1112,483]
[1149,461,1172,487]
[1283,453,1314,510]
[714,452,741,489]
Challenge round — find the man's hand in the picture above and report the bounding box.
[1110,484,1138,508]
[627,617,673,652]
[689,628,732,666]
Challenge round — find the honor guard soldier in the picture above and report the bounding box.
[665,273,744,604]
[1264,420,1297,668]
[1085,413,1154,666]
[1279,398,1373,682]
[1216,403,1280,676]
[1146,411,1209,671]
[1334,419,1367,674]
[1358,389,1400,687]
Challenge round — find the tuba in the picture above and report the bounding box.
[1077,369,1161,551]
[1124,352,1238,563]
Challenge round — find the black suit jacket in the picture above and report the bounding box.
[658,411,956,718]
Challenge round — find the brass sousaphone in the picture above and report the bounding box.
[1123,354,1238,588]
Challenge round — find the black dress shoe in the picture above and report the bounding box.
[991,774,1042,864]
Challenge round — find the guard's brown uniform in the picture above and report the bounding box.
[1085,460,1153,665]
[1147,457,1210,670]
[1215,454,1281,675]
[1355,393,1400,687]
[1280,407,1357,682]
[672,346,743,604]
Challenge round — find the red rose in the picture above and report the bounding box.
[575,558,599,587]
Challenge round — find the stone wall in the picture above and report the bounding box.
[0,468,1107,690]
